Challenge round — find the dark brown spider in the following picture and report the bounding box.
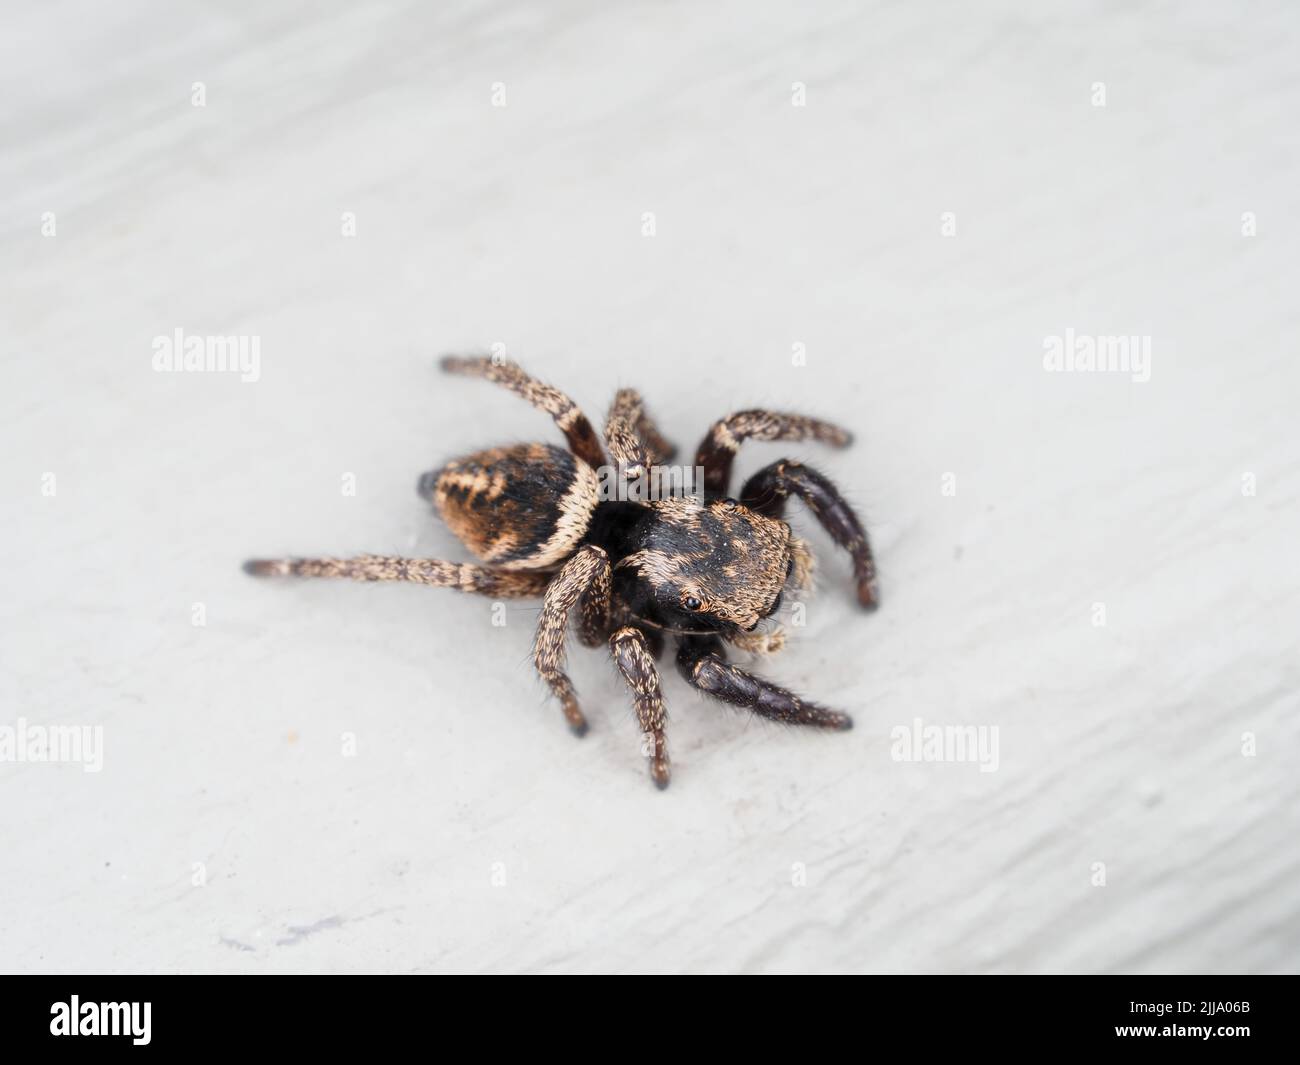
[245,356,880,789]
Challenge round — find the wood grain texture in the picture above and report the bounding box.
[1,0,1297,974]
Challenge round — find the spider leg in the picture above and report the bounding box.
[440,355,605,470]
[676,634,852,730]
[576,559,612,648]
[533,545,610,736]
[604,388,678,480]
[609,625,671,789]
[694,409,851,497]
[242,555,551,597]
[740,459,879,609]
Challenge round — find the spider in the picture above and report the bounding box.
[245,356,880,789]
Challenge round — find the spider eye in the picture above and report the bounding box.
[683,596,703,611]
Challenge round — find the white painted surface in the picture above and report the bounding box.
[2,1,1297,974]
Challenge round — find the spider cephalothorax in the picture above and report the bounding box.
[246,355,880,789]
[612,496,792,635]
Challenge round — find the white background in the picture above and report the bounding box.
[2,0,1297,973]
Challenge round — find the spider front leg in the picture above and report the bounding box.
[609,626,671,789]
[741,460,880,609]
[694,409,851,497]
[676,635,852,730]
[533,545,610,736]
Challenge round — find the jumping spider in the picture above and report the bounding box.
[245,356,880,789]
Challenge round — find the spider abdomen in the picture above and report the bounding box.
[420,443,599,570]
